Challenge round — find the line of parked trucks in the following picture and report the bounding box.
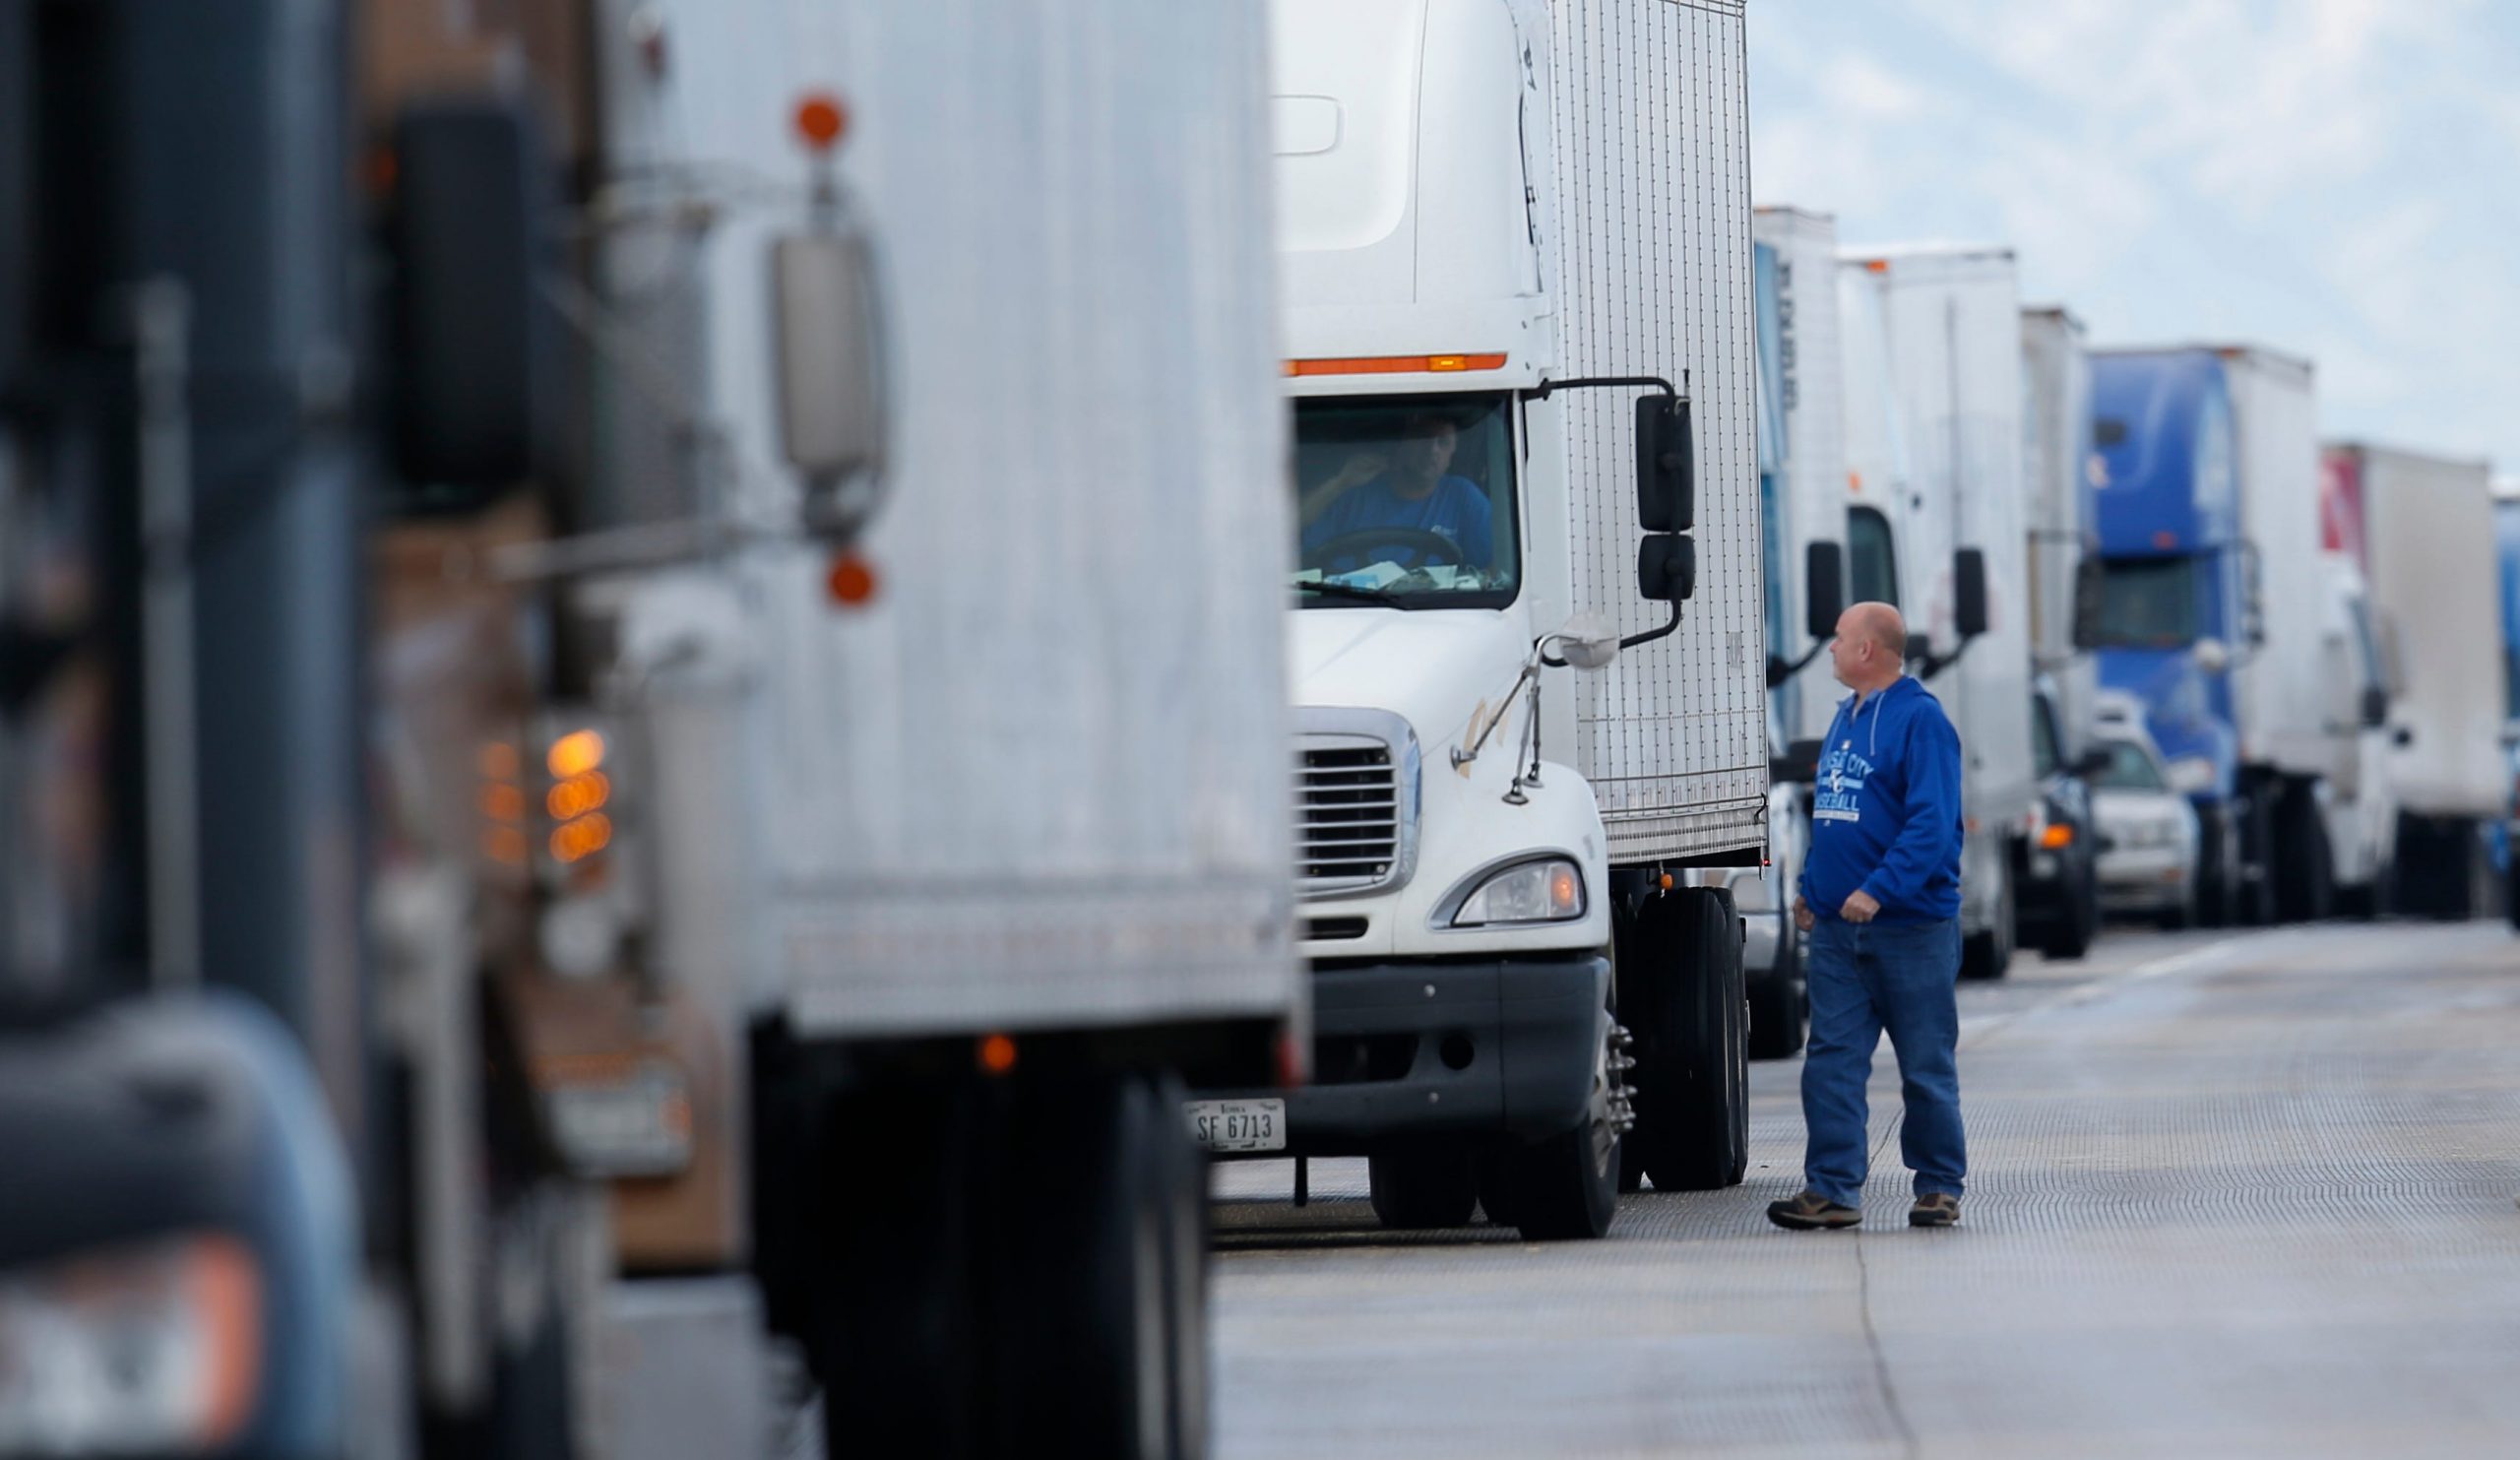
[4,1,2516,1457]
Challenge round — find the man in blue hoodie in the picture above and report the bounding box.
[1769,602,1968,1231]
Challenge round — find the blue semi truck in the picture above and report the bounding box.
[2088,346,2395,925]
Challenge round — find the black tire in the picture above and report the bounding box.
[1961,858,2014,982]
[2039,856,2099,960]
[816,1073,1199,1460]
[2274,785,2335,923]
[1367,1143,1479,1230]
[1619,887,1748,1190]
[1746,916,1807,1058]
[1498,1006,1622,1240]
[2236,790,2280,926]
[2196,805,2240,928]
[2505,840,2520,932]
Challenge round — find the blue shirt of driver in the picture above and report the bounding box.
[1300,474,1494,571]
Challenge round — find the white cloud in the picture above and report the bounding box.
[1749,0,2520,467]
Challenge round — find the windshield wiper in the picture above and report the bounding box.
[1294,579,1406,607]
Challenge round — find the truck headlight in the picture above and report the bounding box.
[1445,857,1586,927]
[2165,755,2218,795]
[0,1235,262,1456]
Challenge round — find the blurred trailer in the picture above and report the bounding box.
[2325,443,2507,918]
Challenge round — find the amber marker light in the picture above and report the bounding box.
[977,1033,1019,1076]
[2041,823,2075,850]
[1284,352,1508,377]
[828,550,880,607]
[796,92,848,151]
[547,730,606,780]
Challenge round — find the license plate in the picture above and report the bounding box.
[1185,1098,1287,1153]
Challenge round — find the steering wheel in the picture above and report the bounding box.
[1306,527,1467,571]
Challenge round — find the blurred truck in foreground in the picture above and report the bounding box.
[2,0,1301,1456]
[1221,0,1769,1238]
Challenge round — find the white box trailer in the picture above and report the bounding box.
[2326,442,2507,915]
[1836,245,2034,979]
[1756,206,1854,744]
[1256,0,1762,1231]
[2223,349,2336,781]
[2021,306,2099,751]
[575,0,1301,1446]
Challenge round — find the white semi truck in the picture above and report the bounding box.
[1836,245,2019,978]
[2324,442,2505,918]
[1224,0,1766,1237]
[367,2,1303,1455]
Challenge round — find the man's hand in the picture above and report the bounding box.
[1840,889,1881,924]
[1793,896,1815,933]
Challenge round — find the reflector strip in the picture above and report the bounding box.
[1285,352,1508,377]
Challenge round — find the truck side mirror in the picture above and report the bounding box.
[1635,395,1693,534]
[1906,632,1934,667]
[1771,737,1823,785]
[2361,685,2390,730]
[1804,541,1847,639]
[2073,745,2114,780]
[1638,534,1695,603]
[1953,547,1989,639]
[385,97,557,508]
[2071,555,2105,651]
[772,229,889,530]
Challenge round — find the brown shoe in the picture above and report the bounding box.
[1909,1192,1960,1228]
[1766,1191,1860,1231]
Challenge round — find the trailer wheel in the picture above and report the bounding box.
[1367,1143,1479,1230]
[2038,855,2098,961]
[1620,887,1748,1191]
[1961,859,2014,981]
[813,1072,1201,1460]
[1499,1004,1624,1239]
[2275,787,2334,922]
[1746,917,1807,1058]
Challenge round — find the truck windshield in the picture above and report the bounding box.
[2094,738,2168,792]
[1292,394,1519,608]
[2095,555,2203,647]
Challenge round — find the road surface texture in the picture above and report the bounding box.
[1211,921,2520,1459]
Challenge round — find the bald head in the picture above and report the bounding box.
[1828,602,1908,692]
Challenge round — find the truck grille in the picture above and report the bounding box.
[1293,710,1420,900]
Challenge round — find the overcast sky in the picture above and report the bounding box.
[1746,0,2520,474]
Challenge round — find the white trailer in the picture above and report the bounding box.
[2021,307,2099,750]
[1756,206,1855,743]
[1837,245,2028,979]
[2327,442,2506,917]
[1249,0,1762,1233]
[562,0,1301,1450]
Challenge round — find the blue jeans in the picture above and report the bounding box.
[1800,917,1966,1206]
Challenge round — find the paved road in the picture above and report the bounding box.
[1210,921,2520,1458]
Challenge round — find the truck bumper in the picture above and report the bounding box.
[1226,955,1608,1156]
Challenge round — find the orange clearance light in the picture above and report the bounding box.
[2041,823,2075,850]
[977,1033,1019,1076]
[1862,258,1890,274]
[546,771,612,821]
[1285,352,1508,377]
[550,813,614,864]
[1659,872,1675,891]
[547,730,606,780]
[478,741,521,780]
[796,93,848,151]
[482,826,530,866]
[827,551,880,607]
[480,784,527,823]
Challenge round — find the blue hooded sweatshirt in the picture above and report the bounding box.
[1797,674,1964,923]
